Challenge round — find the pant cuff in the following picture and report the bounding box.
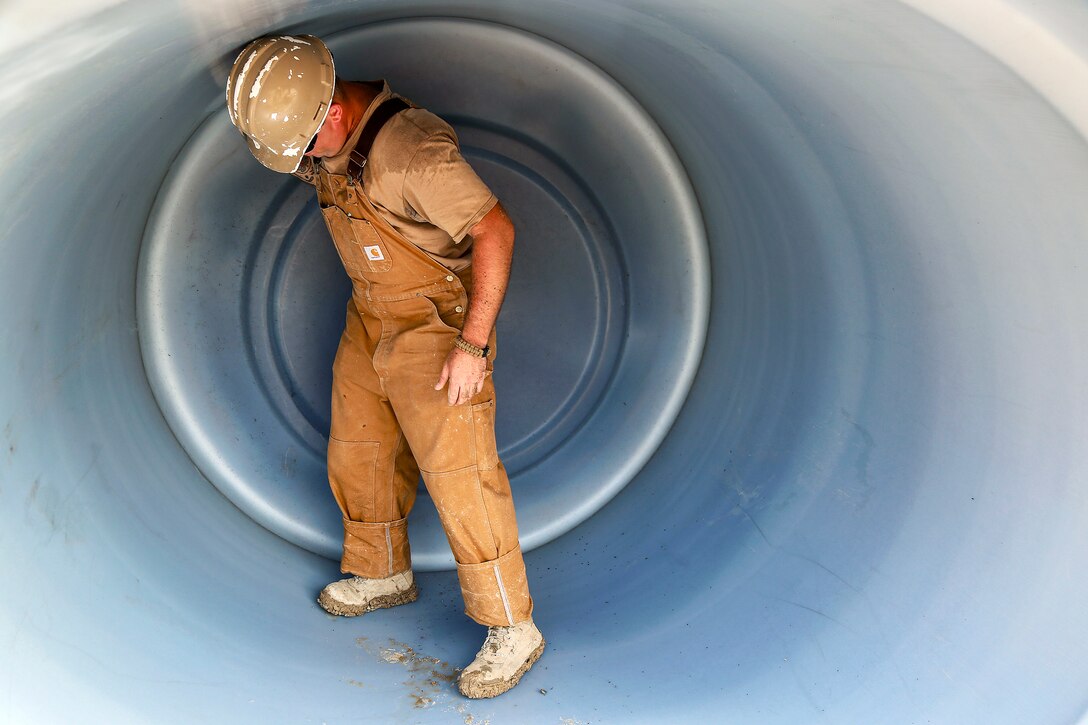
[456,546,533,626]
[341,516,411,578]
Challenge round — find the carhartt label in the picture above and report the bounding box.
[364,245,385,261]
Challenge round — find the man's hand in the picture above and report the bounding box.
[435,347,487,406]
[433,202,512,406]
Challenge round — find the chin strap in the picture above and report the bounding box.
[291,156,318,186]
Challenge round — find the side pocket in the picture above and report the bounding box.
[470,399,499,470]
[486,331,496,372]
[425,288,468,333]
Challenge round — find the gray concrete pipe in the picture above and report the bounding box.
[2,1,1087,723]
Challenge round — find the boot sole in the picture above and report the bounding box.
[317,582,419,617]
[458,637,546,699]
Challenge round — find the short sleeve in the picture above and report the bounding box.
[401,130,497,242]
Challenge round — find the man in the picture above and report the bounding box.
[226,35,543,699]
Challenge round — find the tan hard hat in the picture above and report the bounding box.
[226,34,335,173]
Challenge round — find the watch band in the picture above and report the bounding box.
[453,335,489,358]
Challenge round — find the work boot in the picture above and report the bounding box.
[457,619,545,699]
[316,571,418,616]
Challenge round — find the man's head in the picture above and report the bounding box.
[301,81,354,159]
[226,34,335,173]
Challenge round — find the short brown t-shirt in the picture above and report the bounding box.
[317,81,497,273]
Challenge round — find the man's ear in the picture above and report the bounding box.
[326,102,343,124]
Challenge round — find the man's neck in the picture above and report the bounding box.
[340,80,384,137]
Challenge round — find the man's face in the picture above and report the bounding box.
[304,102,347,158]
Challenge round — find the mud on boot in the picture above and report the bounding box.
[457,619,545,699]
[317,571,418,616]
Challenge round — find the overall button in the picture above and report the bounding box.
[445,275,454,282]
[455,305,464,313]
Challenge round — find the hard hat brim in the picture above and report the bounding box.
[244,130,313,174]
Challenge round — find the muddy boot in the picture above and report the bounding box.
[316,571,418,616]
[457,619,545,699]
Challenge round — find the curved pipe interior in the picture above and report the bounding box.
[2,1,1088,723]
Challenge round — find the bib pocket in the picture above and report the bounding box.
[346,215,393,273]
[319,204,393,275]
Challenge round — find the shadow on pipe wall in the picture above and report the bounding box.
[1,1,1087,723]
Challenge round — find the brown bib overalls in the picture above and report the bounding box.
[314,156,533,627]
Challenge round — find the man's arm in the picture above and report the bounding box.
[461,201,515,348]
[434,202,515,405]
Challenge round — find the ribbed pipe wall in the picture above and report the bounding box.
[2,1,1087,723]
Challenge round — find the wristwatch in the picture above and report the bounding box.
[453,335,490,358]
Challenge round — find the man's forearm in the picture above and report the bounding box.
[461,204,515,348]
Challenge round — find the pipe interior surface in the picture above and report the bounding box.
[1,1,1087,723]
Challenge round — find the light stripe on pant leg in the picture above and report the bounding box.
[385,524,393,576]
[454,546,532,625]
[494,565,514,626]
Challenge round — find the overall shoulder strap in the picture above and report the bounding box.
[346,97,411,184]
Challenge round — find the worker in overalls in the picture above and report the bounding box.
[226,35,543,699]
